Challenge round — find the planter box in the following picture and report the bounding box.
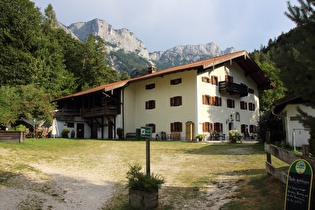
[129,188,158,209]
[0,131,25,143]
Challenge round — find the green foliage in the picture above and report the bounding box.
[228,130,242,143]
[70,130,75,138]
[126,164,164,192]
[195,134,206,141]
[9,125,26,131]
[61,128,70,138]
[108,49,151,75]
[117,128,124,139]
[258,111,284,143]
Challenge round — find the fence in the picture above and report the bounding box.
[0,131,25,143]
[264,131,315,184]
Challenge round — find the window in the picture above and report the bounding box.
[202,95,211,105]
[214,122,223,133]
[170,78,182,85]
[225,75,234,82]
[241,124,247,133]
[202,95,221,106]
[227,99,235,108]
[146,123,156,133]
[211,76,218,86]
[145,83,155,90]
[203,122,212,133]
[170,96,182,107]
[249,125,256,133]
[67,122,74,128]
[171,122,182,132]
[145,100,155,110]
[202,77,210,83]
[249,102,255,111]
[240,101,247,110]
[248,88,254,94]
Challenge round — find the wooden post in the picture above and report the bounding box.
[302,144,309,156]
[266,131,271,165]
[146,137,150,176]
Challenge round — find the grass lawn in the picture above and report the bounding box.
[0,138,288,209]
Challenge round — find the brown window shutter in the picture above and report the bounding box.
[179,96,182,106]
[202,77,206,82]
[171,123,174,132]
[170,97,173,106]
[219,97,222,106]
[227,99,230,108]
[153,100,156,109]
[202,95,205,105]
[203,123,206,132]
[210,123,213,133]
[220,123,223,132]
[179,122,182,132]
[225,75,228,81]
[211,76,214,84]
[210,96,214,105]
[245,102,247,110]
[145,101,149,110]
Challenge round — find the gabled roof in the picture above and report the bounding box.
[273,95,304,114]
[53,50,276,102]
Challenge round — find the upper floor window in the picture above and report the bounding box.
[170,96,182,107]
[171,122,182,132]
[249,102,255,111]
[146,83,155,90]
[170,78,182,85]
[145,100,156,110]
[227,99,235,108]
[248,88,254,94]
[202,77,211,83]
[225,75,234,82]
[240,101,247,110]
[211,76,218,86]
[202,95,222,106]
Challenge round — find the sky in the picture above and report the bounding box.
[31,0,299,53]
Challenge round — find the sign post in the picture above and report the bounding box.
[141,127,152,176]
[285,159,313,210]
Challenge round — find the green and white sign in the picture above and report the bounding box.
[140,126,151,138]
[285,159,313,210]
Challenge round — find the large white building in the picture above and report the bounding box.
[53,51,275,140]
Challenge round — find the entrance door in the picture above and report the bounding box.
[108,121,113,139]
[77,123,84,138]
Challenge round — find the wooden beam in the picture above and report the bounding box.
[266,161,287,184]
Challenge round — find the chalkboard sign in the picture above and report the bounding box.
[285,159,313,210]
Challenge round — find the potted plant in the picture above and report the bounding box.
[126,164,164,209]
[195,134,206,141]
[228,130,242,143]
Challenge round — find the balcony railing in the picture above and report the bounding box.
[55,106,119,118]
[219,81,248,97]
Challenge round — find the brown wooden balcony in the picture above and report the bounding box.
[219,81,248,97]
[55,105,119,119]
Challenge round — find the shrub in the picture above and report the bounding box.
[228,130,242,143]
[117,128,124,139]
[9,124,26,131]
[62,128,70,138]
[70,130,75,138]
[196,134,206,141]
[126,164,164,192]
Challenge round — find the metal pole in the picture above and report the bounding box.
[146,137,150,176]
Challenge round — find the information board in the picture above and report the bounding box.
[140,126,151,138]
[285,159,313,210]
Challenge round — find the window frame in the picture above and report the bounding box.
[170,122,182,132]
[145,100,156,110]
[170,78,182,85]
[145,83,155,90]
[170,96,182,107]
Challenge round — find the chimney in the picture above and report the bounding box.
[147,65,157,74]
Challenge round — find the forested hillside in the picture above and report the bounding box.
[0,0,128,125]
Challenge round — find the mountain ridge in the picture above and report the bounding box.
[60,18,237,73]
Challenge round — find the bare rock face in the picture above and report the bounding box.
[66,19,150,60]
[60,18,237,72]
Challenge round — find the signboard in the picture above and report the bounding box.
[140,126,151,138]
[285,159,313,210]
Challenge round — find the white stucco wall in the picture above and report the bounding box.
[282,104,314,147]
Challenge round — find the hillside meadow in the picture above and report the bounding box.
[0,139,288,209]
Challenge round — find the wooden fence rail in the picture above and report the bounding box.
[0,131,25,143]
[264,143,315,183]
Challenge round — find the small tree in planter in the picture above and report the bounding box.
[126,164,164,209]
[196,134,206,141]
[228,130,242,143]
[62,128,70,138]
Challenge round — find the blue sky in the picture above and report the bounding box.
[31,0,299,53]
